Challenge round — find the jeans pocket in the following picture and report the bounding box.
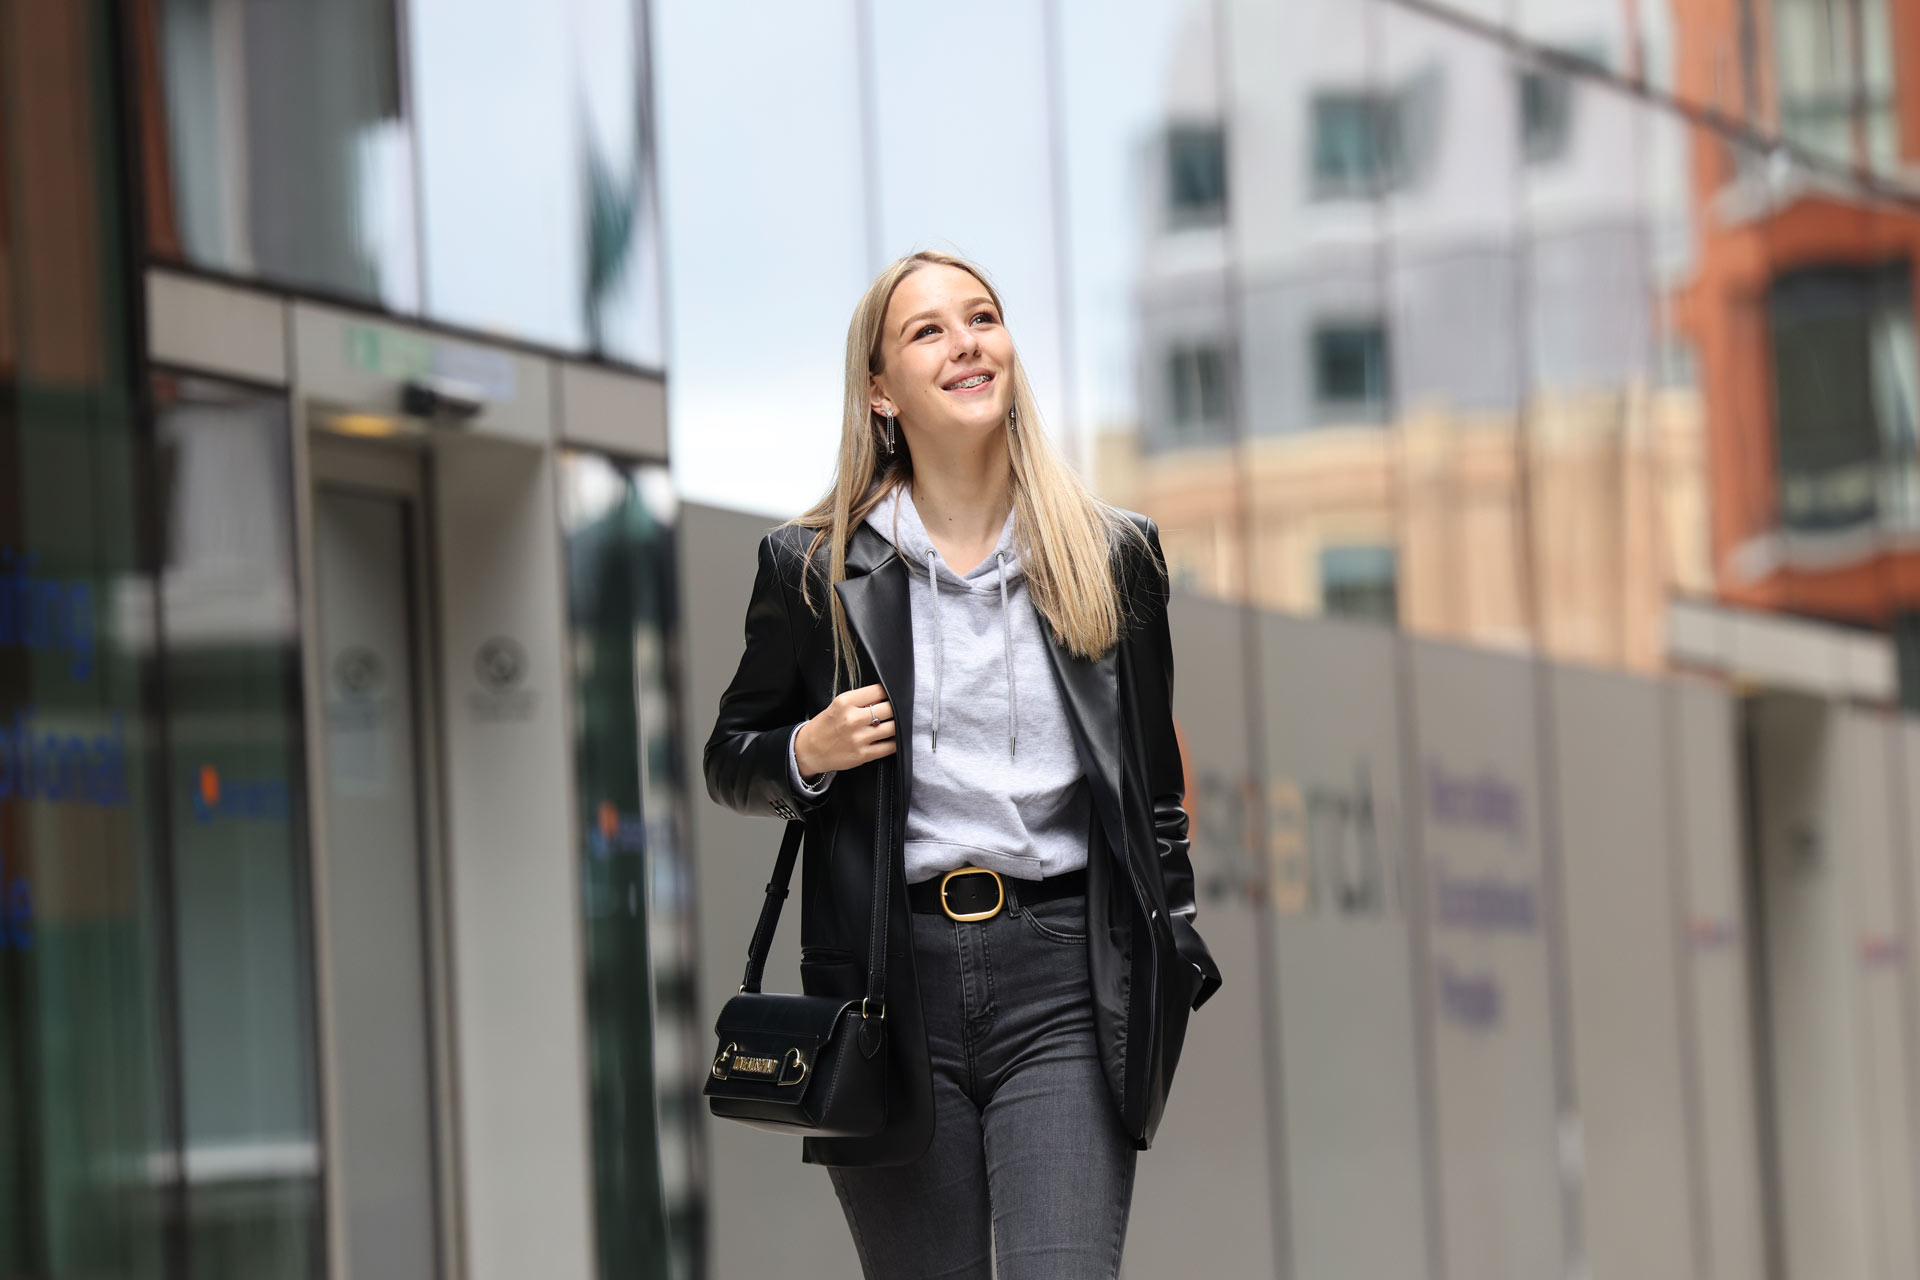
[1016,899,1087,945]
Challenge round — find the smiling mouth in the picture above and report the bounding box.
[944,372,994,391]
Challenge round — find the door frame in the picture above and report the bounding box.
[299,431,464,1280]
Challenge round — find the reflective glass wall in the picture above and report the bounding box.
[658,0,1920,1276]
[2,1,170,1275]
[661,0,1920,674]
[152,375,320,1280]
[560,455,700,1280]
[133,0,665,367]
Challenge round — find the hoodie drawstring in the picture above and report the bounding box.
[923,546,1018,758]
[926,550,942,751]
[998,551,1016,758]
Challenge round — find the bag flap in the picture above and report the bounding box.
[713,991,856,1044]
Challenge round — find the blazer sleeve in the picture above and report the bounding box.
[703,534,831,822]
[1135,518,1224,1010]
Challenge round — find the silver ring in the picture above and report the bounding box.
[869,704,881,727]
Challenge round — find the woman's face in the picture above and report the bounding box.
[870,264,1015,446]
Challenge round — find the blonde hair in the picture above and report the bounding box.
[789,250,1147,692]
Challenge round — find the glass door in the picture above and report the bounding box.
[309,440,446,1280]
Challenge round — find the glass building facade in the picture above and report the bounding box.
[655,2,1920,1278]
[660,0,1920,679]
[11,0,1920,1275]
[3,0,689,1277]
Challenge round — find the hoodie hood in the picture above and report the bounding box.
[864,487,1022,755]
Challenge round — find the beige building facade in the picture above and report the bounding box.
[1096,382,1711,673]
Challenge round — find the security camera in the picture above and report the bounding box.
[402,376,488,422]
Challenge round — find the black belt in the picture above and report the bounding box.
[907,866,1086,922]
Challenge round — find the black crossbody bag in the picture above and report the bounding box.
[703,775,891,1136]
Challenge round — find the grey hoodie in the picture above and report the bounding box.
[788,487,1091,884]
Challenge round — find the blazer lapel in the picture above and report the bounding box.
[834,528,914,810]
[1040,618,1127,867]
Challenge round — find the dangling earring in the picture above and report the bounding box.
[1008,403,1018,432]
[879,410,895,455]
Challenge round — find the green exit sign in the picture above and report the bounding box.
[345,324,433,381]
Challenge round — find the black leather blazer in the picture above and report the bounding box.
[704,509,1223,1167]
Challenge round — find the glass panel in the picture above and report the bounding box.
[1309,88,1418,199]
[139,0,420,310]
[409,0,664,364]
[560,454,700,1280]
[1516,0,1639,81]
[1772,0,1900,172]
[312,486,439,1280]
[1167,124,1228,228]
[1641,107,1715,632]
[152,373,322,1280]
[1068,0,1241,596]
[1311,322,1391,421]
[648,0,867,514]
[1382,5,1531,653]
[1423,0,1512,31]
[136,0,667,362]
[1519,64,1668,669]
[1320,544,1399,622]
[868,0,1069,447]
[0,2,170,1275]
[1770,265,1900,533]
[1869,264,1920,532]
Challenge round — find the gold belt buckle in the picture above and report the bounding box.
[940,867,1005,922]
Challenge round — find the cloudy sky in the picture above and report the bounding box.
[651,0,1196,517]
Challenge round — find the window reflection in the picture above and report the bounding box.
[141,0,419,309]
[1167,124,1229,227]
[1518,62,1574,165]
[1769,263,1916,533]
[1321,544,1399,623]
[409,0,664,365]
[1311,321,1391,420]
[1773,0,1901,170]
[152,373,323,1280]
[1310,89,1413,198]
[559,453,700,1280]
[137,0,666,364]
[1,4,169,1274]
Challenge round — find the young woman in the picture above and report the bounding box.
[704,250,1222,1279]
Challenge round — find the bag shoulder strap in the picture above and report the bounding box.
[738,757,891,1018]
[738,819,804,994]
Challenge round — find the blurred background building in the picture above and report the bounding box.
[8,0,1920,1278]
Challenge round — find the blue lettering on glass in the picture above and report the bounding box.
[589,801,646,858]
[1430,857,1537,934]
[1437,959,1500,1029]
[1427,760,1522,848]
[0,548,96,682]
[0,708,128,808]
[190,765,290,824]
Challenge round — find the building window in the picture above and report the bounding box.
[1518,66,1572,164]
[1312,322,1391,418]
[1320,546,1398,623]
[1166,343,1231,442]
[1896,613,1920,712]
[1773,0,1900,169]
[1769,262,1919,533]
[1312,93,1402,196]
[1166,125,1226,227]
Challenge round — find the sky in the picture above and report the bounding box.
[650,0,1197,518]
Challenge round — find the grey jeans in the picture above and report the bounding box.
[826,883,1137,1279]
